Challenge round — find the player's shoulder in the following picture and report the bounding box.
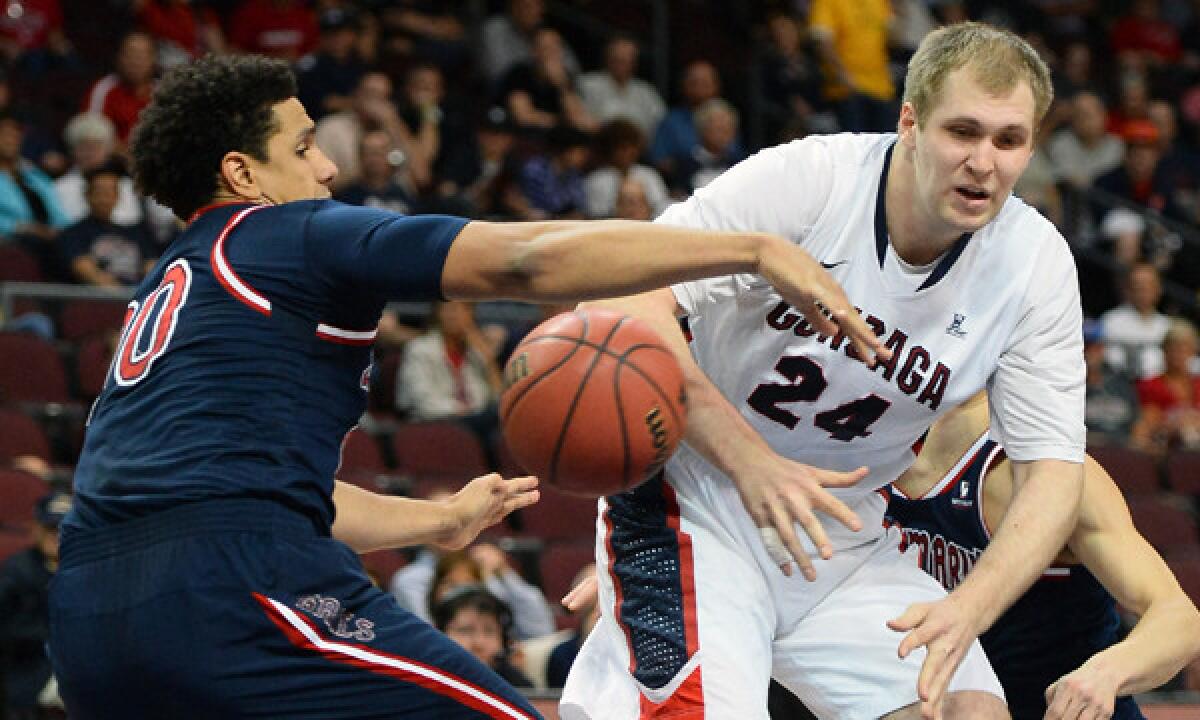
[767,132,893,173]
[979,195,1072,266]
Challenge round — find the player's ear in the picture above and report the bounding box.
[897,102,918,146]
[218,151,259,201]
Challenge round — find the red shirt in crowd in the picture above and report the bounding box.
[1136,374,1200,413]
[229,0,318,61]
[1110,16,1181,63]
[0,0,62,51]
[137,0,222,59]
[83,75,151,143]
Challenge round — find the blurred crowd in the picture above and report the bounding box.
[3,0,1200,714]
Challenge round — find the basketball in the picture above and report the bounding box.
[499,309,687,498]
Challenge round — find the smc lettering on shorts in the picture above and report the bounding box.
[765,300,951,411]
[899,527,981,592]
[295,594,377,642]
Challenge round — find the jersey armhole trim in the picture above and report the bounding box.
[211,205,272,316]
[923,431,990,500]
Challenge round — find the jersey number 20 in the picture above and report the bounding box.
[113,259,193,387]
[748,355,891,441]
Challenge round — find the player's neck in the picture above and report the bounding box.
[885,148,962,266]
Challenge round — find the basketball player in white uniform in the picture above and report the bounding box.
[561,23,1086,720]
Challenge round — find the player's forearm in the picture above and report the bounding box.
[1088,595,1200,695]
[492,220,775,302]
[950,459,1083,631]
[331,480,457,552]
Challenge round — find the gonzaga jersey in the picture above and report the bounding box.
[68,201,467,534]
[884,436,1144,720]
[662,133,1085,550]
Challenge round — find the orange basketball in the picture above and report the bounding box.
[499,309,687,497]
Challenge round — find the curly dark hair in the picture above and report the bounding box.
[130,54,297,220]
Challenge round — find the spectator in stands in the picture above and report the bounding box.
[316,71,426,191]
[1095,118,1189,223]
[1053,40,1097,101]
[0,491,70,720]
[669,97,744,196]
[55,113,153,230]
[1109,0,1181,70]
[134,0,226,68]
[545,564,599,689]
[809,0,897,133]
[1147,99,1199,223]
[295,7,367,121]
[436,106,534,220]
[1046,92,1125,192]
[1136,317,1200,451]
[392,542,554,641]
[578,34,665,140]
[1102,261,1170,378]
[612,176,654,221]
[58,163,158,288]
[583,118,667,219]
[756,10,832,143]
[83,31,156,147]
[649,60,742,183]
[479,0,579,88]
[396,62,471,194]
[396,300,505,462]
[433,585,533,688]
[379,0,469,75]
[1082,319,1146,447]
[0,110,68,278]
[229,0,318,61]
[500,26,595,135]
[1107,70,1152,137]
[519,124,589,218]
[333,130,416,214]
[0,0,72,77]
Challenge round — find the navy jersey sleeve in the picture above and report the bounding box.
[303,201,468,301]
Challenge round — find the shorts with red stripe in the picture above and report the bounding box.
[48,498,541,720]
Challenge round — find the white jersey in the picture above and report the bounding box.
[661,133,1085,551]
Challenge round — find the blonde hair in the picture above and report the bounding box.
[903,22,1053,126]
[1163,317,1198,349]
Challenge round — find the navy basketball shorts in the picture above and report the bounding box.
[48,498,542,720]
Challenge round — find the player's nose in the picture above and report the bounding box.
[964,140,995,177]
[313,146,339,187]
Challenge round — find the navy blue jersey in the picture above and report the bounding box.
[884,435,1144,720]
[68,201,468,535]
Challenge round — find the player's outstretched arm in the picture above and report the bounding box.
[580,289,868,582]
[891,458,1084,720]
[330,475,539,553]
[441,219,887,366]
[1044,457,1200,719]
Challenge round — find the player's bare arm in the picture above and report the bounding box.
[581,287,870,582]
[1045,458,1200,719]
[330,475,539,553]
[891,458,1084,719]
[442,218,888,367]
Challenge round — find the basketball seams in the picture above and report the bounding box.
[500,336,588,425]
[612,356,632,491]
[613,345,686,431]
[547,315,630,487]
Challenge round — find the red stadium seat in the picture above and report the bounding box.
[339,428,387,475]
[1166,451,1200,496]
[0,244,41,282]
[0,469,50,531]
[359,549,408,588]
[1088,445,1162,497]
[58,298,129,342]
[75,336,115,400]
[539,541,596,604]
[0,333,70,405]
[0,532,31,563]
[391,421,488,479]
[1126,497,1198,555]
[495,436,528,479]
[0,408,51,462]
[521,490,599,543]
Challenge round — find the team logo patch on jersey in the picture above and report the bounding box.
[295,594,376,642]
[945,313,968,339]
[951,480,973,508]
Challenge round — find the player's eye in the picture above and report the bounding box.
[296,144,310,156]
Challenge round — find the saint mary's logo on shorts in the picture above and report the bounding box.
[295,594,376,642]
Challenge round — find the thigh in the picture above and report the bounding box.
[772,538,1003,720]
[560,476,775,719]
[51,533,541,720]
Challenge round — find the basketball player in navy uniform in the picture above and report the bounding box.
[564,23,1086,720]
[46,55,887,719]
[885,391,1200,720]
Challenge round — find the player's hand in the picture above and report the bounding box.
[435,473,539,551]
[562,572,598,613]
[734,450,865,580]
[888,594,982,720]
[1043,660,1120,720]
[756,237,891,368]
